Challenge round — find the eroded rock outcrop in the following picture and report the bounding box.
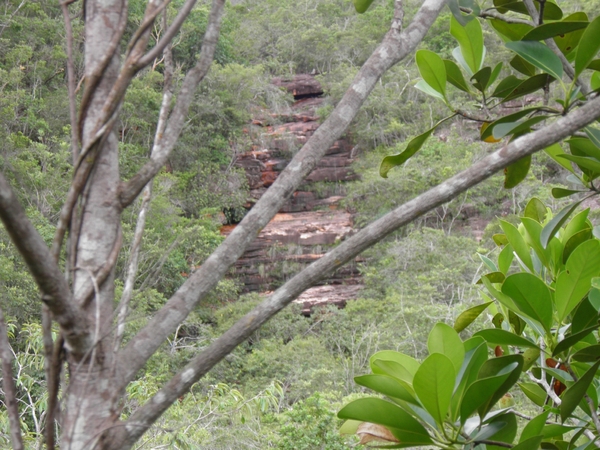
[223,75,363,313]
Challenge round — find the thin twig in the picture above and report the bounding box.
[61,0,80,161]
[0,306,24,450]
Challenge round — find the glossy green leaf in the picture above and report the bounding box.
[544,143,575,173]
[338,398,433,445]
[447,0,478,26]
[492,75,522,98]
[444,59,470,92]
[459,364,516,423]
[479,411,518,447]
[489,19,532,42]
[370,351,420,380]
[575,15,600,76]
[498,244,514,274]
[560,155,600,179]
[524,197,547,223]
[451,15,484,75]
[553,324,600,357]
[508,310,526,336]
[454,302,492,332]
[506,41,563,81]
[413,353,455,425]
[520,411,550,442]
[552,188,585,199]
[338,419,360,435]
[560,360,600,422]
[513,436,544,450]
[499,220,533,271]
[511,54,537,76]
[503,74,552,102]
[562,228,592,263]
[354,374,418,403]
[572,298,600,333]
[504,155,531,189]
[592,71,600,91]
[523,21,588,41]
[414,79,445,101]
[477,271,505,284]
[481,107,542,141]
[519,382,546,406]
[554,13,589,57]
[481,276,518,311]
[572,344,600,362]
[555,239,600,321]
[473,329,539,348]
[353,0,376,13]
[493,116,549,140]
[541,201,584,248]
[541,424,577,439]
[585,126,600,149]
[479,254,498,272]
[451,340,488,419]
[563,208,590,244]
[476,355,523,418]
[428,323,465,373]
[521,217,549,267]
[380,115,454,178]
[502,273,553,332]
[416,50,447,97]
[471,66,492,93]
[492,233,508,246]
[522,347,540,371]
[497,1,563,20]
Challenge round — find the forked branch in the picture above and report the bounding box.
[116,93,600,448]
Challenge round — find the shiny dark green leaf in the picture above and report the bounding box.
[353,0,376,13]
[552,324,600,357]
[554,13,589,57]
[575,15,600,76]
[552,188,585,199]
[560,360,600,422]
[506,41,563,81]
[503,74,552,102]
[523,21,588,41]
[450,15,484,74]
[338,398,433,445]
[490,18,532,41]
[519,382,546,406]
[416,50,447,97]
[471,66,492,92]
[562,228,592,263]
[511,54,537,76]
[545,143,575,173]
[495,1,563,20]
[473,329,539,348]
[477,272,506,284]
[477,355,523,418]
[541,201,584,248]
[502,273,553,332]
[354,374,418,403]
[454,302,493,332]
[444,59,470,92]
[520,411,550,442]
[493,116,548,140]
[414,353,455,425]
[380,115,454,178]
[504,155,531,189]
[492,75,522,98]
[524,197,547,222]
[572,344,600,362]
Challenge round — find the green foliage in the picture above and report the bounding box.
[341,199,600,448]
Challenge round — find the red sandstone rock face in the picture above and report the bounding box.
[223,75,363,312]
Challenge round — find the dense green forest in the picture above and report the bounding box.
[2,0,600,448]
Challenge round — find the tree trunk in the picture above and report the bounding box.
[60,1,124,447]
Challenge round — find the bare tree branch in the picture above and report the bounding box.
[0,173,91,357]
[119,0,227,207]
[116,0,448,391]
[0,305,24,450]
[61,0,80,161]
[113,93,600,448]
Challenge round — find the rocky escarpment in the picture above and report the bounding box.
[223,74,363,314]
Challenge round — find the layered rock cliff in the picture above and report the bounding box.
[222,74,363,314]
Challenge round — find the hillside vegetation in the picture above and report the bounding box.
[1,0,600,448]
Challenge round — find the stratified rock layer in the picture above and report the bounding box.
[223,75,363,312]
